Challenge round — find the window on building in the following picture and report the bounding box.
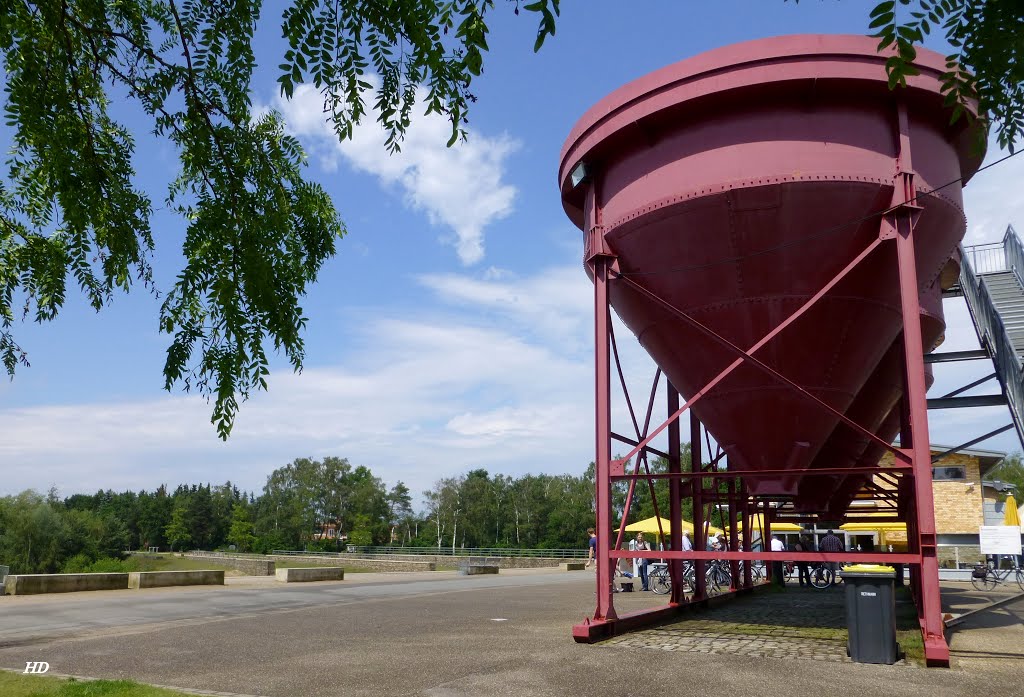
[933,465,966,481]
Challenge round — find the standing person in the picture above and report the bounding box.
[634,532,652,591]
[681,531,693,552]
[770,534,786,587]
[819,529,844,570]
[585,527,597,569]
[795,534,812,587]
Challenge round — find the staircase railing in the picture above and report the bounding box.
[964,240,1007,274]
[959,225,1024,446]
[1001,224,1024,286]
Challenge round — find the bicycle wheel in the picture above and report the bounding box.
[751,563,765,582]
[650,568,671,595]
[971,569,997,592]
[705,565,724,593]
[682,566,696,593]
[809,565,834,590]
[713,566,732,591]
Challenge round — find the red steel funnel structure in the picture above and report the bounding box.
[559,35,982,666]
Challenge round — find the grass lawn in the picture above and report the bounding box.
[894,586,925,664]
[0,671,194,697]
[125,556,236,574]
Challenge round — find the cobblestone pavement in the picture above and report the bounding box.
[602,586,915,665]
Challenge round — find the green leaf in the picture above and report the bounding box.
[870,1,896,18]
[869,13,894,30]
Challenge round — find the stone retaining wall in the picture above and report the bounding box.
[347,553,567,569]
[186,552,434,573]
[269,555,435,573]
[185,553,275,576]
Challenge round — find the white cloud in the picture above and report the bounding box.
[0,263,604,499]
[417,265,592,350]
[963,140,1024,245]
[273,84,518,265]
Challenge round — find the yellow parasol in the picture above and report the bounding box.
[1004,494,1021,527]
[615,516,723,536]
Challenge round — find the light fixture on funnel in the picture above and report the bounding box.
[570,161,590,188]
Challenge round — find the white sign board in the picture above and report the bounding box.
[979,526,1022,555]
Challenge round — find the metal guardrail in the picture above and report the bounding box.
[271,547,588,559]
[959,229,1024,448]
[963,240,1008,274]
[1001,224,1024,288]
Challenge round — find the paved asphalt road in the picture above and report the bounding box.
[0,569,1021,697]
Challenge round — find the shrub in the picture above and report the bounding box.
[61,553,94,573]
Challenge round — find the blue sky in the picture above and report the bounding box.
[2,1,1022,503]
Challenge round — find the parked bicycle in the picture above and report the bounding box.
[648,559,737,595]
[651,560,675,593]
[808,562,838,589]
[971,561,1024,592]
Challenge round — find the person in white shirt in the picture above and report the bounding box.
[770,534,786,588]
[681,531,693,552]
[634,533,652,591]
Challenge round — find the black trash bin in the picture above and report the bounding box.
[840,564,899,665]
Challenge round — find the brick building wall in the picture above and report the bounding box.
[876,451,986,535]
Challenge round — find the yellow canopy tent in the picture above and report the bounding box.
[840,510,907,535]
[839,521,907,533]
[1004,494,1021,527]
[615,516,723,536]
[735,514,802,532]
[840,517,907,550]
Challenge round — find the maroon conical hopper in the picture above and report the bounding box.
[559,35,981,505]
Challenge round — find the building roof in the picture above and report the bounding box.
[982,479,1016,493]
[930,443,1006,475]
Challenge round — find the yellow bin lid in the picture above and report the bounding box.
[841,564,895,573]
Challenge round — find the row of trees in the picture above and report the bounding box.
[0,455,603,574]
[11,446,1014,575]
[0,443,783,575]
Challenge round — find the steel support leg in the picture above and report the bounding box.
[728,479,740,590]
[592,254,616,623]
[668,382,685,603]
[891,100,948,666]
[691,412,707,601]
[741,482,753,589]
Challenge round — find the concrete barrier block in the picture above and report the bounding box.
[275,567,345,583]
[6,573,129,595]
[459,565,499,576]
[560,562,586,571]
[128,570,225,589]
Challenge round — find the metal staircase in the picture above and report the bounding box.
[956,225,1024,448]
